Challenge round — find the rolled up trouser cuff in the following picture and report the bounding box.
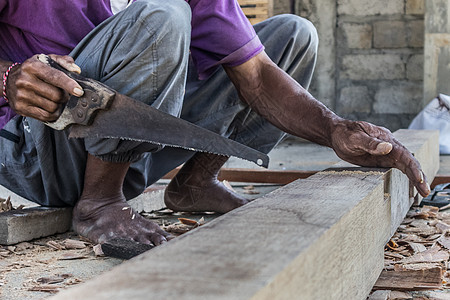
[86,137,164,163]
[94,152,145,163]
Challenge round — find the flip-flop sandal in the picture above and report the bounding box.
[420,183,450,207]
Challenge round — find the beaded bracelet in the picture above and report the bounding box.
[2,62,20,103]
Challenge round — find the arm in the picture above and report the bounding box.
[224,51,430,197]
[1,55,83,122]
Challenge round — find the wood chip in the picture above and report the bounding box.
[411,206,440,219]
[394,263,443,272]
[368,290,390,300]
[0,196,12,213]
[46,241,64,250]
[65,277,83,285]
[389,290,412,299]
[178,217,199,226]
[436,221,450,233]
[36,277,65,285]
[63,239,88,250]
[163,223,192,234]
[410,219,430,229]
[403,227,437,237]
[438,235,450,250]
[374,265,443,291]
[401,246,449,264]
[93,244,105,257]
[408,242,427,254]
[28,285,60,293]
[385,252,405,260]
[14,242,34,252]
[244,189,260,195]
[58,251,88,260]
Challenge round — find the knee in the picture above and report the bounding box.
[268,14,318,54]
[132,0,191,37]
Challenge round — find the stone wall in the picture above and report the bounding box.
[273,0,426,131]
[424,0,450,104]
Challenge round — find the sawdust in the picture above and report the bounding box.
[0,232,120,299]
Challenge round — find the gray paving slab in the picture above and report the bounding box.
[0,207,72,245]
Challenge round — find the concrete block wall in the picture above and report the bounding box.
[273,0,426,131]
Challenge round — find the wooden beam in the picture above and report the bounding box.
[48,130,439,300]
[166,168,448,187]
[51,171,388,300]
[431,175,450,189]
[167,167,448,189]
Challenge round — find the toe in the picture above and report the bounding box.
[148,232,167,246]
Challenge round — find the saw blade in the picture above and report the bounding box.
[69,93,269,168]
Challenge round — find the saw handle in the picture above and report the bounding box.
[37,54,116,130]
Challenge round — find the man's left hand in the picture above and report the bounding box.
[330,119,431,197]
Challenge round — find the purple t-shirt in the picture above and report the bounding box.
[0,0,264,128]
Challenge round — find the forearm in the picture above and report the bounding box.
[224,51,341,147]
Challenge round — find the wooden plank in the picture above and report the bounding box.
[373,266,443,291]
[237,0,273,24]
[48,130,438,300]
[165,167,449,188]
[238,0,269,5]
[50,171,389,300]
[432,175,450,189]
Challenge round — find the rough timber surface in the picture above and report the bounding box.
[50,172,387,300]
[49,129,439,300]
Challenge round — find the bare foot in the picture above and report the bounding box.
[164,153,250,213]
[73,195,172,245]
[165,177,250,213]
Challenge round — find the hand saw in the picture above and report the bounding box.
[37,55,269,168]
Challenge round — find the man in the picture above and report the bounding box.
[0,0,430,246]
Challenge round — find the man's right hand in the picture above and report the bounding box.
[3,54,84,122]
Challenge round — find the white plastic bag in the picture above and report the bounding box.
[409,94,450,154]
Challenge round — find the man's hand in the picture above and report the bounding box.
[4,54,83,122]
[225,52,431,197]
[330,119,431,197]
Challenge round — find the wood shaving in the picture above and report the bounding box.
[93,244,105,257]
[0,196,12,212]
[63,239,88,250]
[372,204,450,298]
[46,240,64,250]
[162,217,205,235]
[58,251,88,260]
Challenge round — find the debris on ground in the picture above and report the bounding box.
[162,217,205,235]
[369,205,450,299]
[0,196,24,213]
[243,185,260,195]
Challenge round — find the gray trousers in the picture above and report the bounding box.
[0,0,318,207]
